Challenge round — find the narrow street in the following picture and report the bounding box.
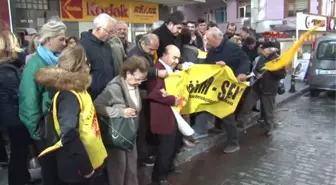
[164,93,336,185]
[1,93,335,185]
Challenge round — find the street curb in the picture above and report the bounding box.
[277,87,309,108]
[240,86,309,130]
[176,86,309,166]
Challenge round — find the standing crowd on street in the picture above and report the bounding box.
[0,10,286,185]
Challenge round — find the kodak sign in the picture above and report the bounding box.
[60,0,159,23]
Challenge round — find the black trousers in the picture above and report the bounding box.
[61,175,103,185]
[220,114,239,146]
[7,125,32,185]
[137,99,157,161]
[236,87,276,130]
[152,125,182,181]
[0,131,8,163]
[35,139,63,185]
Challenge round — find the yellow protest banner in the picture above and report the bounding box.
[165,64,248,119]
[263,23,323,71]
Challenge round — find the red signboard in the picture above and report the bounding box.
[61,0,83,19]
[0,0,11,31]
[263,31,289,39]
[59,0,159,23]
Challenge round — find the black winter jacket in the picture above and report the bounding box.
[152,24,182,58]
[80,31,115,100]
[254,54,287,95]
[205,38,250,76]
[181,45,205,64]
[54,91,103,183]
[0,60,23,130]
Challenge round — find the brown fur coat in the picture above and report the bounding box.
[35,67,92,92]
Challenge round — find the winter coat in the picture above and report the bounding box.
[0,59,22,130]
[205,38,250,76]
[19,53,51,140]
[181,45,205,64]
[254,54,287,95]
[128,44,158,91]
[152,24,182,58]
[80,30,115,100]
[35,66,105,183]
[190,32,205,51]
[108,37,131,76]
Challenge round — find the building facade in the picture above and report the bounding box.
[181,0,336,33]
[180,0,336,59]
[8,0,174,43]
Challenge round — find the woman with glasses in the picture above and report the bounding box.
[94,56,149,185]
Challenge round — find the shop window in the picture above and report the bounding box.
[237,0,251,18]
[215,7,227,23]
[15,0,49,10]
[321,0,336,16]
[285,0,309,17]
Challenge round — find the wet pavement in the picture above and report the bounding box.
[1,93,335,185]
[140,93,336,185]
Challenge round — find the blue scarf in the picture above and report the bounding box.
[37,45,60,65]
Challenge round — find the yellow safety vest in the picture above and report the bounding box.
[153,52,158,64]
[197,49,207,59]
[39,90,107,169]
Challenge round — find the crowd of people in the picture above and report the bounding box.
[0,10,286,185]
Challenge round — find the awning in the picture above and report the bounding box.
[270,24,296,32]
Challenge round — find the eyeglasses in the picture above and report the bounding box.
[101,27,114,36]
[134,77,147,82]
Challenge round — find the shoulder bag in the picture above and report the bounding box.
[98,83,139,151]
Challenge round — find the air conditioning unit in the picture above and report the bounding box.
[238,6,246,18]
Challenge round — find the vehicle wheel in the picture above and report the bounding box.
[309,89,320,97]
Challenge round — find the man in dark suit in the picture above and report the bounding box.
[147,45,181,185]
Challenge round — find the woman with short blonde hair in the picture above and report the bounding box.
[18,17,67,185]
[0,30,32,185]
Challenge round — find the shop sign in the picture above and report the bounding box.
[327,17,336,31]
[296,13,327,31]
[263,31,289,39]
[60,0,159,24]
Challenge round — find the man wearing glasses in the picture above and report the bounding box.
[80,13,117,100]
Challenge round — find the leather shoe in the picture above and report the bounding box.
[169,166,182,174]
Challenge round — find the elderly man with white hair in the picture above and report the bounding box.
[191,27,250,154]
[80,13,117,100]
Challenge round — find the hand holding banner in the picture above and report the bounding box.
[263,23,324,71]
[165,64,248,119]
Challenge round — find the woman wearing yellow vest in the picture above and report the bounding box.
[35,46,107,185]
